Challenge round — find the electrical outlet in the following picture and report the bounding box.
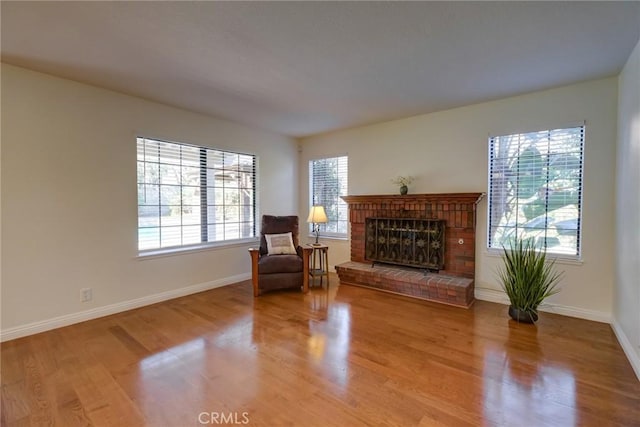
[458,238,464,245]
[80,288,92,302]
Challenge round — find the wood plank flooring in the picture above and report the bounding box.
[2,276,639,426]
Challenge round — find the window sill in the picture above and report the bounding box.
[306,234,348,242]
[484,249,583,265]
[137,237,259,260]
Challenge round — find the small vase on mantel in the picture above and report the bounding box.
[391,175,414,195]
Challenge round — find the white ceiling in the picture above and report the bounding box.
[2,1,639,137]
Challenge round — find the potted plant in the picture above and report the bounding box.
[497,238,563,323]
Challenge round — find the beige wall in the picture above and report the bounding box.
[1,61,627,341]
[1,64,298,336]
[300,77,618,322]
[615,38,640,378]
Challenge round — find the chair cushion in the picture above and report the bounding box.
[258,254,303,274]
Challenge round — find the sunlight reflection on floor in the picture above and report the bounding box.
[483,348,576,426]
[308,288,352,389]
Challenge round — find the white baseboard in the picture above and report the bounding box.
[474,287,611,323]
[611,319,640,381]
[0,273,250,342]
[474,287,511,305]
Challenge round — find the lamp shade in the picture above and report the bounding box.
[306,206,328,223]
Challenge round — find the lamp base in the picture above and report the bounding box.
[312,225,321,245]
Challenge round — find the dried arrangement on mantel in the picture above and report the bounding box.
[390,175,415,195]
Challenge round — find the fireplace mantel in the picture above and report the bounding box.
[342,193,484,204]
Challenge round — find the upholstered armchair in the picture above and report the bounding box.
[248,215,312,297]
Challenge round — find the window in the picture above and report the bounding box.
[137,137,256,252]
[488,125,584,257]
[309,156,348,238]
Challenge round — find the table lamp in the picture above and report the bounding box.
[306,205,328,245]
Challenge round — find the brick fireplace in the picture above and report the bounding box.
[335,193,484,308]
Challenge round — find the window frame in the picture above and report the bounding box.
[486,124,585,260]
[136,136,258,255]
[308,155,349,240]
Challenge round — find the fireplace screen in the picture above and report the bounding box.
[365,217,445,271]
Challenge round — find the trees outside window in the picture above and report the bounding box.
[309,156,348,238]
[488,126,584,257]
[137,137,256,251]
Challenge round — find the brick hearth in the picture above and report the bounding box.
[336,261,474,308]
[336,193,483,307]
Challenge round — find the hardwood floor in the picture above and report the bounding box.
[2,276,639,426]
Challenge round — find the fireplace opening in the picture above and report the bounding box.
[365,217,445,272]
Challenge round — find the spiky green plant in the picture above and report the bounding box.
[497,239,562,320]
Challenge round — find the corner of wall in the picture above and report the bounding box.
[613,36,640,381]
[612,319,640,381]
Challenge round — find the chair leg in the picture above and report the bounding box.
[249,248,260,297]
[302,246,312,294]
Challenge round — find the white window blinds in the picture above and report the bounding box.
[137,137,256,251]
[309,156,349,238]
[488,126,584,257]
